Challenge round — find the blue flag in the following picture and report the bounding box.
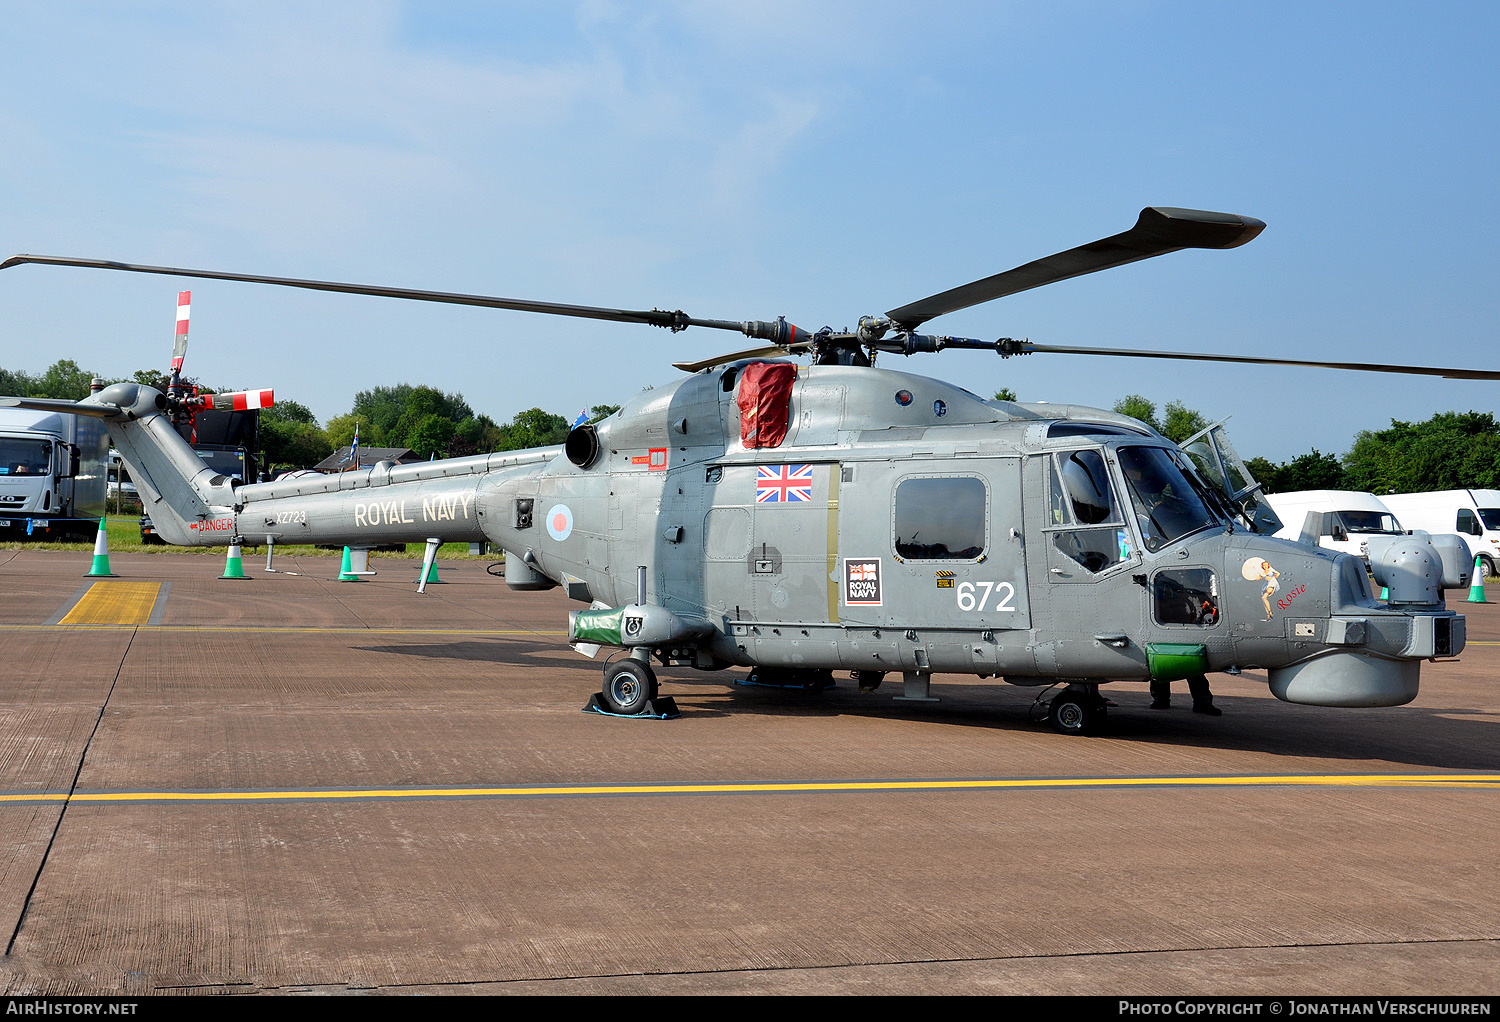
[571,408,590,430]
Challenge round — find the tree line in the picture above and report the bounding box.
[0,359,618,475]
[1111,394,1500,494]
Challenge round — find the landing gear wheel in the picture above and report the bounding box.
[602,659,658,715]
[1048,688,1107,736]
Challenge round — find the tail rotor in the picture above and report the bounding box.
[159,291,275,439]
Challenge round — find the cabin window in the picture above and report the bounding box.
[1152,568,1220,626]
[893,476,987,560]
[1457,509,1480,536]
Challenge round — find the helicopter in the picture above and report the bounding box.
[4,206,1497,735]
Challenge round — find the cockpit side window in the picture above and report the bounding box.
[1058,450,1121,525]
[1045,450,1131,574]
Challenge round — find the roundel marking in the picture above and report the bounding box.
[546,503,574,541]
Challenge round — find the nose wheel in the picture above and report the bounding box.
[1048,685,1108,736]
[602,658,659,715]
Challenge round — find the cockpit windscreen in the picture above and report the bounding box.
[1118,446,1222,551]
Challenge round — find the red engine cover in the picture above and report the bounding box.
[736,362,796,449]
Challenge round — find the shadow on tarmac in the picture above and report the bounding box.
[351,636,1500,772]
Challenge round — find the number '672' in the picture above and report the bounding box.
[956,581,1016,612]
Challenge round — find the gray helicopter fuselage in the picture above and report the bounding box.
[86,364,1463,709]
[510,362,1460,707]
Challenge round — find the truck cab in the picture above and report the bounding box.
[0,407,107,541]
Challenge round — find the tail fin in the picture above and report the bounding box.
[1,383,239,545]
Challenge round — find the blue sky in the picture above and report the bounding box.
[1,1,1495,462]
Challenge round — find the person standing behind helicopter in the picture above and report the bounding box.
[1150,674,1221,715]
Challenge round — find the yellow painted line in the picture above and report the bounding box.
[56,582,160,625]
[3,773,1498,805]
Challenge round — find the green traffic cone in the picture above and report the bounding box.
[1467,555,1488,604]
[414,560,442,584]
[338,545,361,582]
[85,517,116,577]
[219,543,248,580]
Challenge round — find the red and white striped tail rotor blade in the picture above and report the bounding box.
[171,290,190,372]
[203,388,274,412]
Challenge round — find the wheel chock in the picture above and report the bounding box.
[582,693,680,719]
[736,667,836,690]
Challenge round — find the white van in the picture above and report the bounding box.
[1381,490,1500,577]
[1262,490,1406,561]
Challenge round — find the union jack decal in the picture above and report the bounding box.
[756,464,814,503]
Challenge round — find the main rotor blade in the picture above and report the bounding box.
[0,396,122,419]
[887,207,1265,332]
[0,254,747,335]
[1016,342,1500,381]
[672,342,813,373]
